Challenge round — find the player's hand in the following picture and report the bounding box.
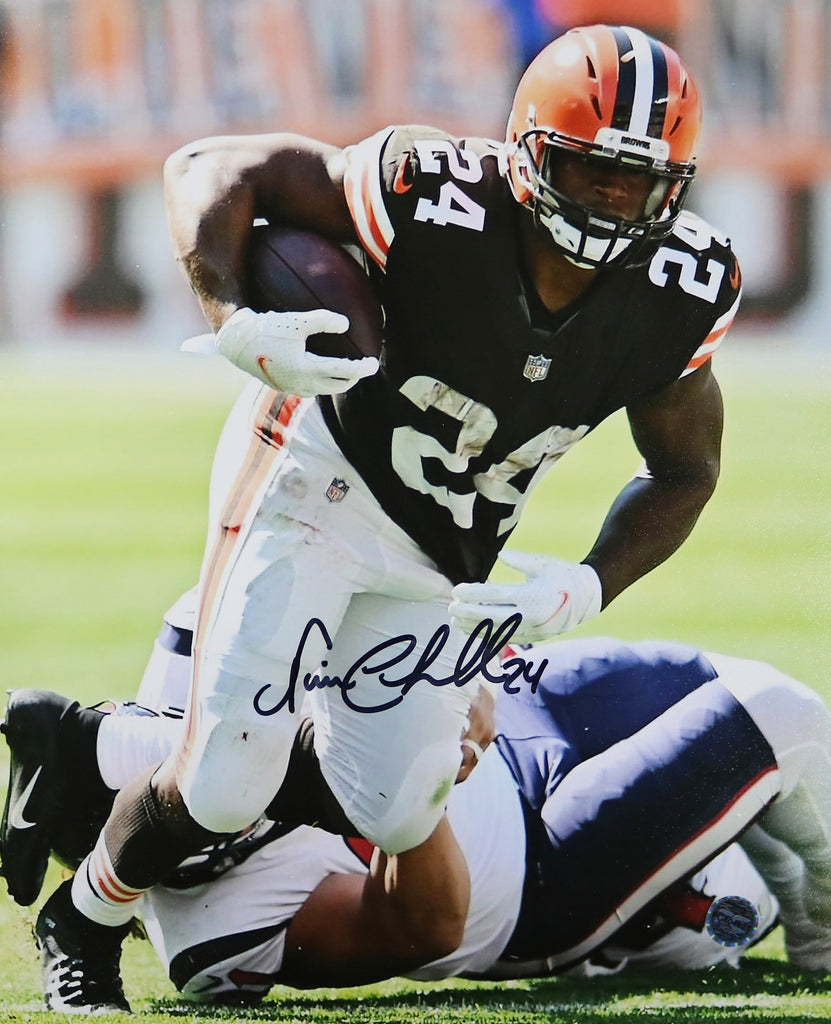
[449,551,603,644]
[456,685,494,784]
[214,306,379,396]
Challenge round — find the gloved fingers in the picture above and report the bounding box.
[451,581,522,606]
[301,352,379,380]
[449,600,519,633]
[223,307,349,344]
[295,356,379,396]
[294,308,350,336]
[497,549,550,578]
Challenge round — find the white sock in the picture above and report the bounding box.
[71,837,148,927]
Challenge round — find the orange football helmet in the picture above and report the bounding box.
[504,24,701,268]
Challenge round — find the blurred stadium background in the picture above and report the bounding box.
[0,0,829,351]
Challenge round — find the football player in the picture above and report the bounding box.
[34,25,742,1012]
[5,600,831,1006]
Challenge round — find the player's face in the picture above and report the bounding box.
[547,151,657,222]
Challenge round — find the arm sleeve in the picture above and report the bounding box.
[342,127,398,269]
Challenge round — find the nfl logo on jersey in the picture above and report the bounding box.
[325,477,350,503]
[523,354,551,382]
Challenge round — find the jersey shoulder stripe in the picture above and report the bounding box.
[681,291,741,376]
[343,127,396,269]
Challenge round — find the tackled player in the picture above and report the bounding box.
[4,605,831,1001]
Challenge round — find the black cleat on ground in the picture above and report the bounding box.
[36,879,132,1014]
[0,689,78,905]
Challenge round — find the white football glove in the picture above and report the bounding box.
[449,551,603,644]
[212,306,379,396]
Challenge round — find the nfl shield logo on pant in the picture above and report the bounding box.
[523,354,551,382]
[325,477,350,503]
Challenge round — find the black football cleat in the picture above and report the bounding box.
[36,879,132,1014]
[0,689,78,905]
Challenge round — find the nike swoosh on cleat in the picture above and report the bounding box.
[8,766,43,830]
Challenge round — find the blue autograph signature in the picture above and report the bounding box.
[253,613,546,716]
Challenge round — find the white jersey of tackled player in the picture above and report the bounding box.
[141,743,525,993]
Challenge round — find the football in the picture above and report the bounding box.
[245,224,384,360]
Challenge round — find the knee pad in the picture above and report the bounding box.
[178,705,297,833]
[325,739,460,855]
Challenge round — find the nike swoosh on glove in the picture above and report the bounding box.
[449,551,603,644]
[214,306,379,396]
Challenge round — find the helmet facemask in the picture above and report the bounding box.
[510,127,696,270]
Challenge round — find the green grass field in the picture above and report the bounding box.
[0,345,829,1021]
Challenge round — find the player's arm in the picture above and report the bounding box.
[164,134,377,396]
[582,360,723,605]
[449,364,722,642]
[280,816,470,988]
[163,133,355,330]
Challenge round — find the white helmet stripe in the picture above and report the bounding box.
[622,26,656,137]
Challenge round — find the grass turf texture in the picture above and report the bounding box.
[0,345,828,1021]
